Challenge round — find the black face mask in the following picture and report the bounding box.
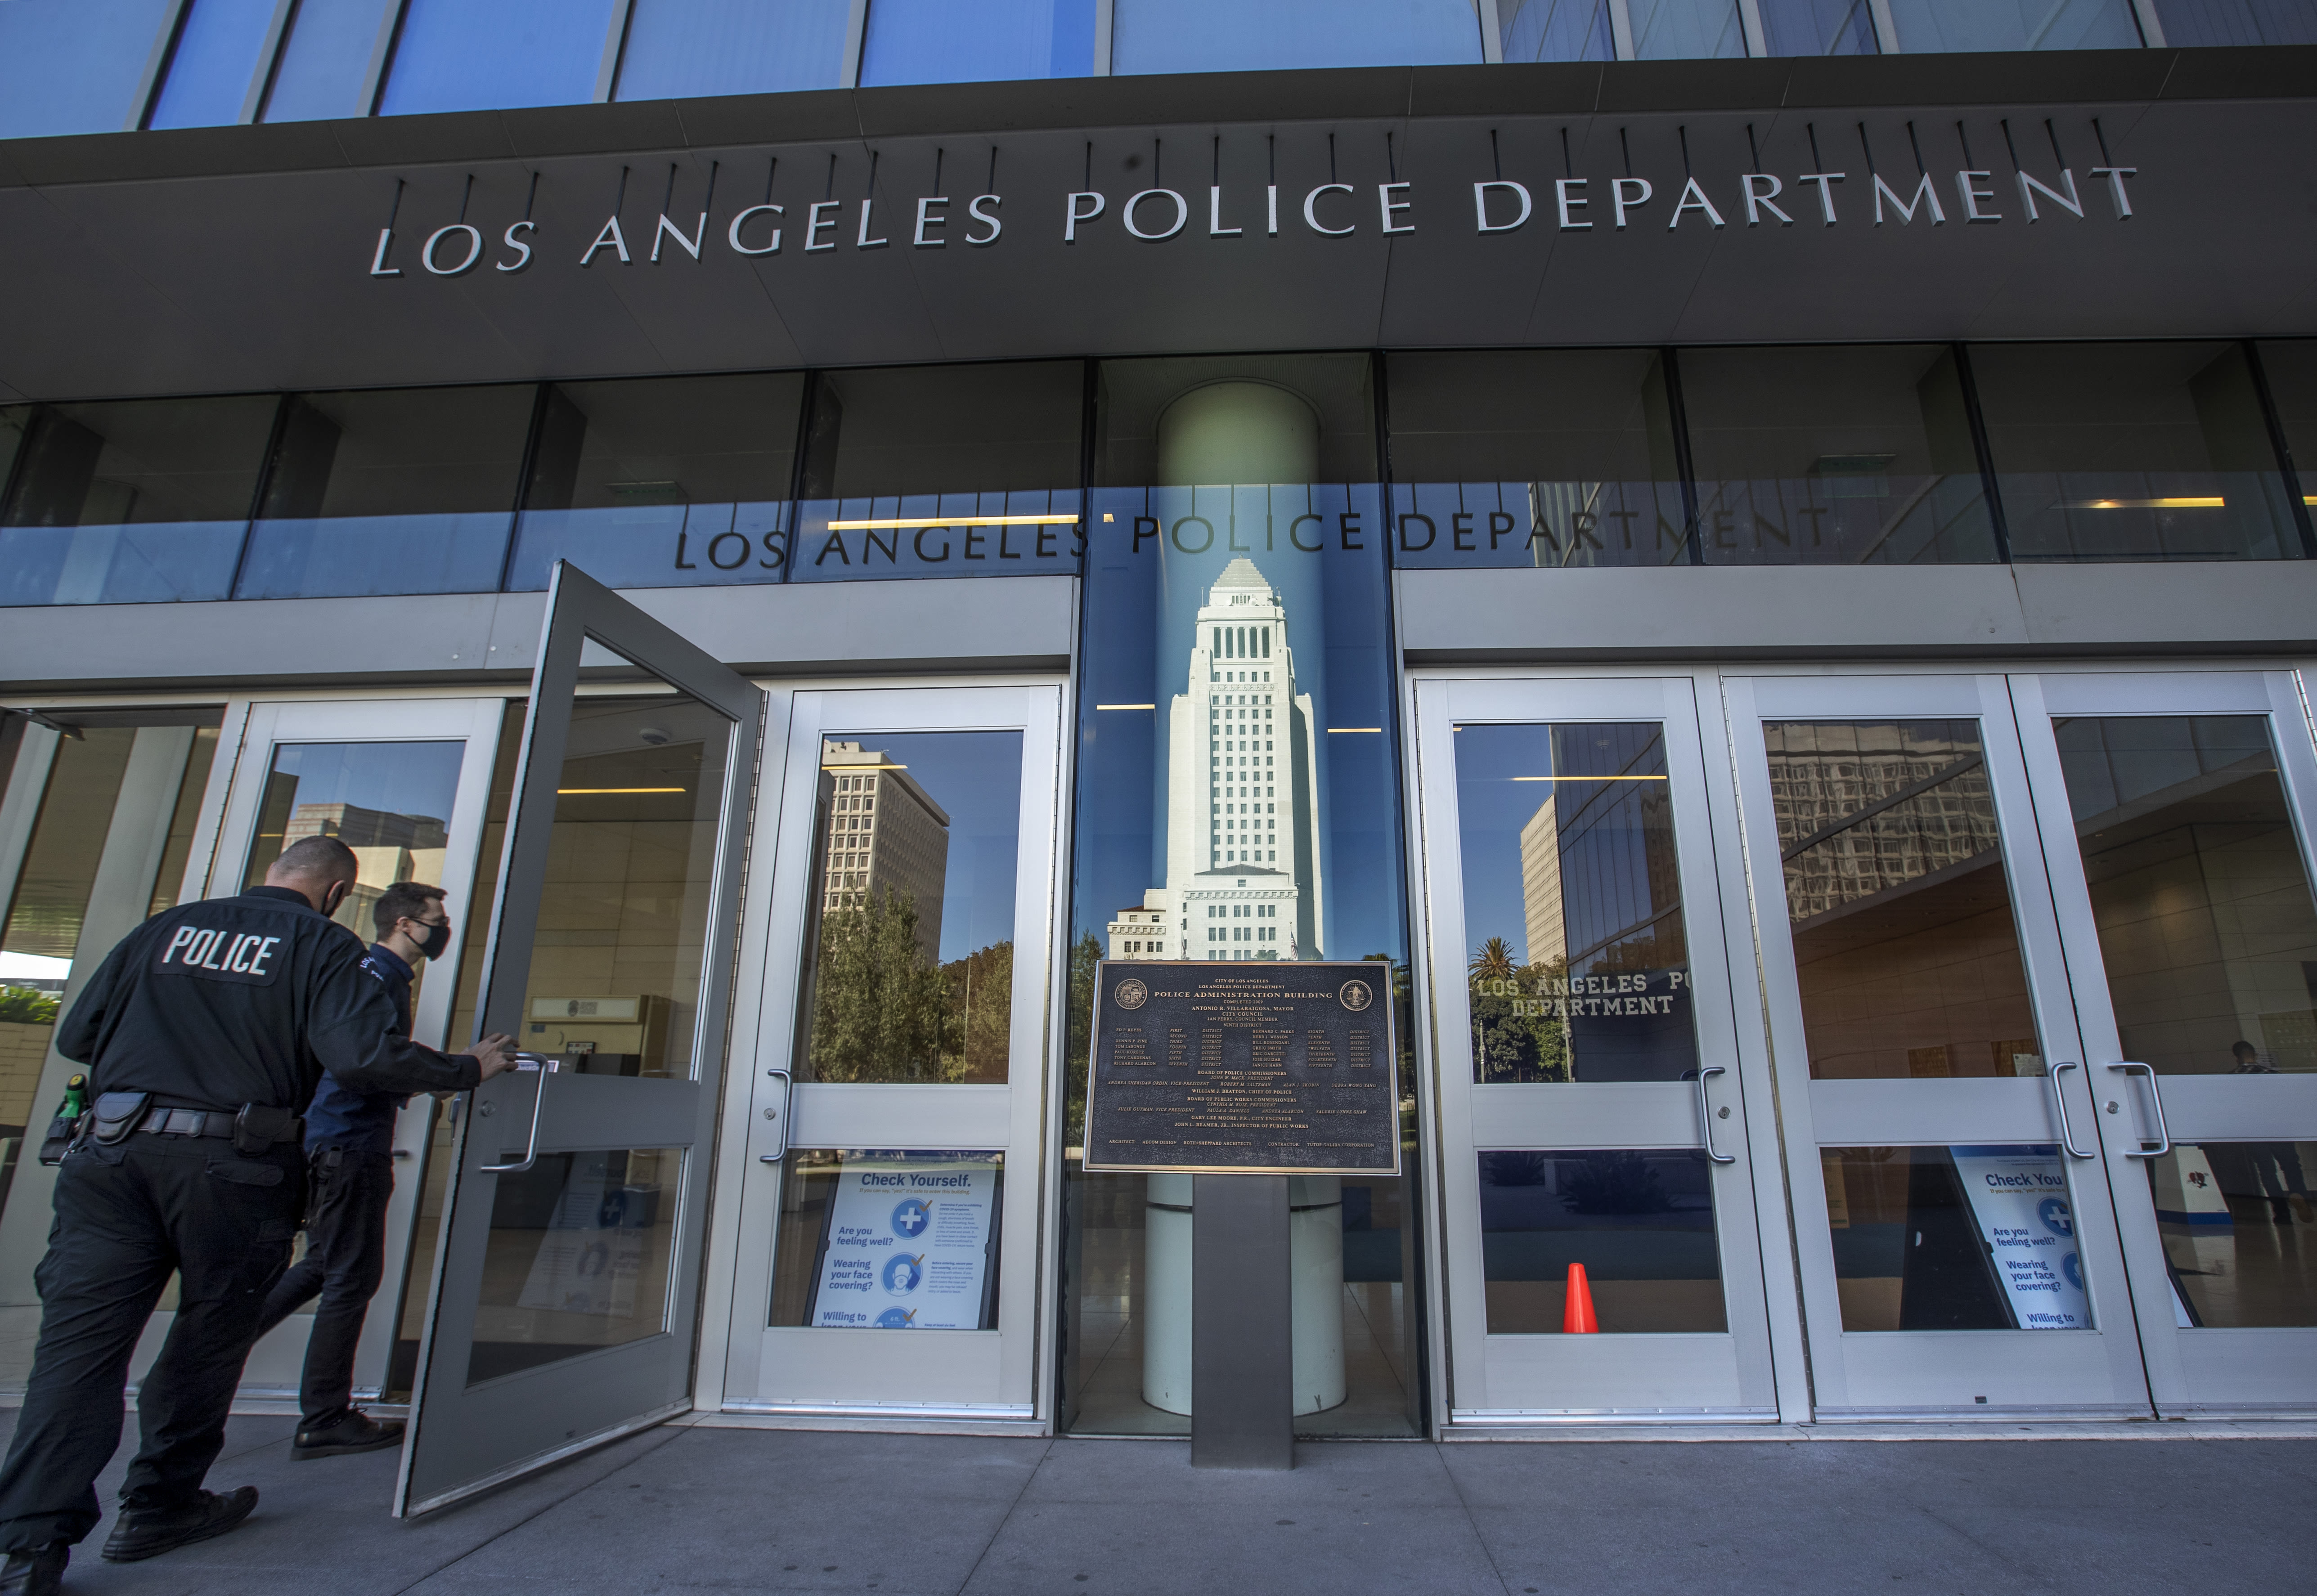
[408,919,452,962]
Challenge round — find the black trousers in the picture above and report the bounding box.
[0,1134,300,1551]
[253,1148,394,1427]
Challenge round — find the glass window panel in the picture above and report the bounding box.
[1629,0,1745,57]
[1679,345,1998,566]
[1766,720,2045,1081]
[2052,715,2317,1077]
[260,0,398,121]
[1497,0,1614,59]
[2256,340,2317,528]
[240,740,466,938]
[2154,0,2317,45]
[1885,0,2143,49]
[506,373,804,592]
[1114,0,1483,74]
[1974,343,2302,563]
[378,0,620,117]
[236,386,531,599]
[2153,1142,2317,1327]
[862,0,1097,84]
[790,362,1082,584]
[1756,0,1879,51]
[612,0,852,100]
[1064,351,1414,1436]
[467,1146,681,1382]
[148,0,279,128]
[0,0,177,140]
[1455,724,1697,1084]
[1823,1145,2092,1331]
[796,732,1023,1085]
[1386,350,1688,570]
[0,397,273,607]
[514,692,730,1083]
[1480,1150,1725,1333]
[768,1150,1005,1328]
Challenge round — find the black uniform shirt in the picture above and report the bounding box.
[56,885,481,1112]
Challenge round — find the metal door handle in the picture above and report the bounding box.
[479,1061,550,1174]
[1697,1063,1735,1164]
[2106,1062,2171,1158]
[756,1068,792,1164]
[2048,1061,2094,1158]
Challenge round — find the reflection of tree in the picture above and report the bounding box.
[1468,938,1515,980]
[1470,957,1572,1084]
[1064,932,1102,1148]
[809,891,958,1083]
[942,941,1012,1082]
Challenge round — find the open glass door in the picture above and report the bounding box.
[1725,672,2150,1418]
[397,564,763,1515]
[1413,676,1784,1422]
[2015,668,2317,1414]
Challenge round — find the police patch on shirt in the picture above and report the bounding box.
[154,923,286,985]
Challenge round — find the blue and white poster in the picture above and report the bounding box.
[811,1155,999,1330]
[1951,1146,2092,1331]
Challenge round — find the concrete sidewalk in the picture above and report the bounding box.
[6,1408,2313,1595]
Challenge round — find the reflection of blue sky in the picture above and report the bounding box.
[267,741,466,830]
[1452,725,1558,967]
[1073,484,1405,962]
[853,731,1023,963]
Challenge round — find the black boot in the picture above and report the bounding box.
[0,1545,66,1596]
[292,1409,405,1460]
[99,1486,258,1563]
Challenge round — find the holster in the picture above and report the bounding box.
[36,1113,80,1167]
[234,1102,301,1156]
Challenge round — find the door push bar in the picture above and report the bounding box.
[478,1053,557,1175]
[1696,1063,1736,1164]
[757,1068,793,1164]
[2106,1062,2172,1159]
[2048,1061,2095,1158]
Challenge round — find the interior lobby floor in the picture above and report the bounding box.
[4,1406,2311,1595]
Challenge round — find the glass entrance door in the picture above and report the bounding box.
[396,564,762,1514]
[720,685,1061,1418]
[1724,673,2151,1417]
[1411,677,1788,1422]
[2014,669,2317,1415]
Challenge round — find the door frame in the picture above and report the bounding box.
[1404,668,1807,1428]
[712,680,1067,1423]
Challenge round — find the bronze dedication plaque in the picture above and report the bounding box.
[1084,961,1401,1175]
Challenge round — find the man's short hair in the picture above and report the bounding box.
[2234,1040,2259,1060]
[272,834,359,881]
[374,880,448,938]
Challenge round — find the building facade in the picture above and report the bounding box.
[4,0,2317,1505]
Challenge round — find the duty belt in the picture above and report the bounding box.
[137,1107,243,1139]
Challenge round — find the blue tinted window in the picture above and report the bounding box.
[236,386,532,600]
[1628,0,1745,56]
[0,0,175,139]
[1114,0,1482,73]
[1885,0,2142,51]
[613,0,851,100]
[261,0,397,121]
[149,0,281,128]
[505,373,804,592]
[862,0,1096,85]
[1498,0,1613,60]
[0,397,274,607]
[378,0,620,116]
[2153,0,2317,44]
[1756,0,1878,53]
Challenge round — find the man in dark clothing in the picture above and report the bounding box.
[252,879,458,1460]
[0,838,514,1596]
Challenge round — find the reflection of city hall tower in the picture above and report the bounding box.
[1108,555,1323,962]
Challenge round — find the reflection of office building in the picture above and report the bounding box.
[821,740,949,960]
[1105,889,1177,958]
[283,801,447,852]
[1766,723,2000,923]
[1107,558,1322,962]
[1519,795,1566,967]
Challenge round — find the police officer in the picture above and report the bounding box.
[249,878,456,1461]
[0,836,514,1596]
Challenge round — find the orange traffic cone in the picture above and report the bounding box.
[1563,1262,1599,1334]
